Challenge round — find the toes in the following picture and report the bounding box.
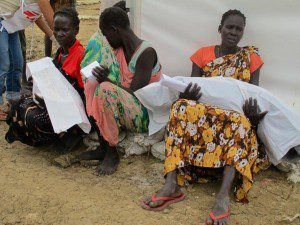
[95,166,116,176]
[149,200,163,207]
[143,196,152,205]
[99,168,108,175]
[95,166,106,176]
[141,197,163,208]
[95,166,101,176]
[141,203,149,209]
[215,218,228,225]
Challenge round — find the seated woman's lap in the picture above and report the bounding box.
[90,81,148,146]
[164,99,262,202]
[25,105,54,134]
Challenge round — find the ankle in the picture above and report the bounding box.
[104,146,119,159]
[216,192,229,199]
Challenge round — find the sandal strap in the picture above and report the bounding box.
[151,193,182,202]
[209,209,230,220]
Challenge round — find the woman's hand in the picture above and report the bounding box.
[92,65,110,84]
[243,98,267,128]
[179,83,202,101]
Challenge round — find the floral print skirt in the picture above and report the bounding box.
[88,82,149,146]
[164,99,269,203]
[81,31,149,146]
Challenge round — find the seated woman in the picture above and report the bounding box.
[142,10,269,225]
[81,7,162,175]
[44,0,77,57]
[142,87,268,224]
[191,9,263,86]
[5,7,85,150]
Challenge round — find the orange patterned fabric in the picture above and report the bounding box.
[164,99,269,203]
[190,45,264,82]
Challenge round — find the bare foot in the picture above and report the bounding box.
[96,147,119,175]
[206,195,230,225]
[73,148,106,163]
[142,181,182,209]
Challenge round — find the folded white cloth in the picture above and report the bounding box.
[134,75,300,165]
[26,57,91,134]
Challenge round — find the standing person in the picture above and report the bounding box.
[0,0,55,120]
[81,6,162,175]
[44,0,76,57]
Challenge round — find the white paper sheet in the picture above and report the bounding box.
[161,74,187,93]
[135,75,300,165]
[27,57,91,134]
[80,61,99,82]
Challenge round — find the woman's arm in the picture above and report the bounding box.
[35,16,53,37]
[243,97,268,130]
[250,68,261,86]
[129,47,157,92]
[191,63,204,77]
[38,0,54,30]
[180,83,202,101]
[92,48,157,95]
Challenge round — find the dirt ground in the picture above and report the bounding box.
[0,1,299,225]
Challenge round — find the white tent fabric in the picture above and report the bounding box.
[127,0,300,113]
[134,75,300,165]
[99,0,120,13]
[26,57,91,134]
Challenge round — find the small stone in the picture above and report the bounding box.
[163,208,170,214]
[151,141,165,160]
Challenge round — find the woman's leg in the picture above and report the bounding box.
[92,82,148,175]
[143,99,262,216]
[206,165,236,225]
[96,145,120,175]
[143,100,189,208]
[142,170,182,208]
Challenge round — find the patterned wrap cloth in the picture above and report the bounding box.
[81,31,161,146]
[202,46,261,83]
[165,46,269,203]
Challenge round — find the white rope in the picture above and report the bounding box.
[28,22,35,58]
[20,0,26,13]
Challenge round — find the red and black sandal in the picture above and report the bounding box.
[205,209,231,224]
[141,192,186,211]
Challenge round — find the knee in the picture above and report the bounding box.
[232,112,251,130]
[98,82,114,97]
[99,81,113,90]
[175,99,189,107]
[172,99,189,112]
